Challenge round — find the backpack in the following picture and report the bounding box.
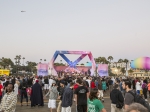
[128,91,150,112]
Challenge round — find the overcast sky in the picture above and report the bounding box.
[0,0,150,64]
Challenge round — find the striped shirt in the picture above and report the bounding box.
[0,91,17,112]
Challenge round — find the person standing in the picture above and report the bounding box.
[147,80,150,98]
[142,80,148,101]
[61,82,74,112]
[57,81,66,112]
[31,80,44,107]
[14,80,19,96]
[91,79,96,89]
[88,88,107,112]
[102,78,107,93]
[136,79,142,95]
[3,78,10,94]
[0,83,17,112]
[45,82,58,112]
[0,80,3,103]
[86,77,91,88]
[44,77,49,94]
[49,77,54,88]
[95,79,99,89]
[125,103,148,112]
[122,80,134,110]
[108,78,113,92]
[110,84,124,112]
[132,79,136,90]
[98,78,104,102]
[19,79,28,106]
[74,78,89,112]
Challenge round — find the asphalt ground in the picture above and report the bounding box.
[16,91,111,112]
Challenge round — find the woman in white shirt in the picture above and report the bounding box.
[136,80,142,95]
[14,80,20,95]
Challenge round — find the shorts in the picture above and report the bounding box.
[137,90,143,95]
[140,90,143,95]
[44,84,49,89]
[61,106,71,112]
[48,99,56,109]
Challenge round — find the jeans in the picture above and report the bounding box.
[143,88,148,99]
[20,90,28,103]
[77,105,87,112]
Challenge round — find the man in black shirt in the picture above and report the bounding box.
[108,78,113,92]
[110,84,124,111]
[57,81,66,112]
[74,78,89,112]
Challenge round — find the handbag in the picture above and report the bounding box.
[116,102,124,109]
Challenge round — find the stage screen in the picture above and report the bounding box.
[97,64,108,76]
[37,63,48,76]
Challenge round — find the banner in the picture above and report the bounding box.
[37,63,48,76]
[97,64,108,76]
[0,69,10,75]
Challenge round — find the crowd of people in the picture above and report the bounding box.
[0,74,150,112]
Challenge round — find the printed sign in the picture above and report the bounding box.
[37,63,48,76]
[97,64,108,76]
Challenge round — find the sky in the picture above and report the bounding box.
[0,0,150,64]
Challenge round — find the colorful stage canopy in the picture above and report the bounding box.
[49,51,96,76]
[131,57,150,70]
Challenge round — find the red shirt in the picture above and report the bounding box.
[74,84,79,90]
[0,84,3,96]
[91,81,96,89]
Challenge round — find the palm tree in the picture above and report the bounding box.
[101,57,107,64]
[123,59,129,75]
[121,67,126,75]
[108,56,113,63]
[128,69,134,76]
[94,58,100,64]
[118,59,123,68]
[0,58,14,69]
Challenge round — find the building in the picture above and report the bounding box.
[110,62,131,69]
[132,69,150,77]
